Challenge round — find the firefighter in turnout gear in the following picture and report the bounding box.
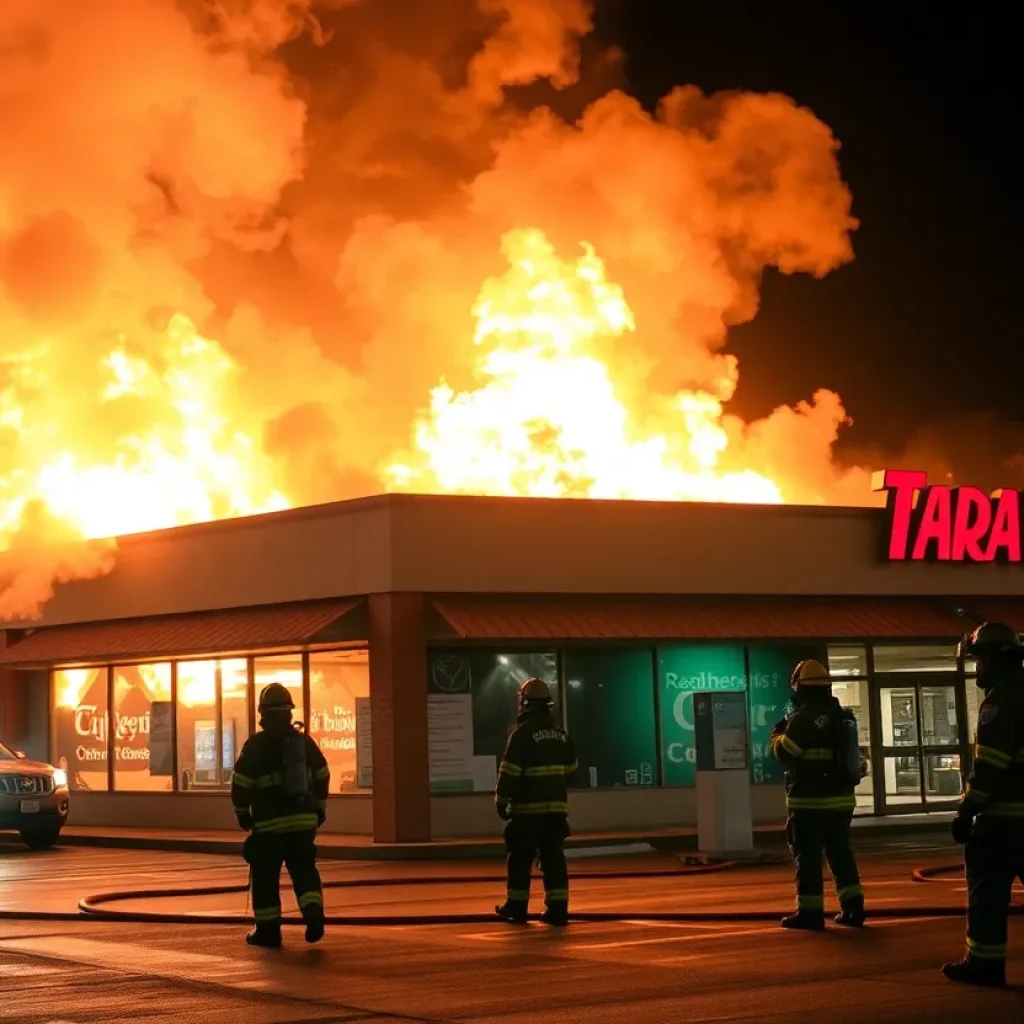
[494,677,578,925]
[231,683,331,948]
[943,621,1024,988]
[769,658,865,931]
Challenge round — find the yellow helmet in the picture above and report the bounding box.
[258,682,295,711]
[791,659,831,688]
[518,677,553,708]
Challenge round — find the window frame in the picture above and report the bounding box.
[49,645,367,795]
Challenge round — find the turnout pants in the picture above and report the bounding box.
[244,829,323,930]
[786,810,863,915]
[504,814,570,909]
[963,817,1024,966]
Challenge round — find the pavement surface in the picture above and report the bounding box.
[1,829,1022,1022]
[37,811,957,859]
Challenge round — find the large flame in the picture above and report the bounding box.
[2,313,288,544]
[388,228,783,503]
[0,0,879,620]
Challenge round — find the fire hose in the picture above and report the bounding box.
[2,858,1018,927]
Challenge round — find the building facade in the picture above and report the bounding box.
[1,492,1021,843]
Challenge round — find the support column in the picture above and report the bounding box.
[368,593,431,843]
[0,630,30,748]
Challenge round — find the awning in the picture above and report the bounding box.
[969,603,1024,634]
[430,596,973,641]
[0,598,364,667]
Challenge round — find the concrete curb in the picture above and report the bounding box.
[0,816,954,861]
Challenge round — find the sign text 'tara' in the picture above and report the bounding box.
[875,469,1022,564]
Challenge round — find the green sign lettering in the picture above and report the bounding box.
[657,646,747,786]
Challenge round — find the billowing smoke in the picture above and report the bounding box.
[2,0,876,619]
[0,502,115,620]
[844,413,1024,498]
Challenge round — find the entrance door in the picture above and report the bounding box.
[874,678,967,814]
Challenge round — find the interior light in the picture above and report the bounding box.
[498,656,509,666]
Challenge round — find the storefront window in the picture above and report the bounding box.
[176,658,247,790]
[309,649,370,793]
[658,645,746,787]
[221,660,249,782]
[567,648,657,789]
[827,644,868,678]
[426,649,557,793]
[113,663,172,791]
[52,667,109,791]
[872,644,957,673]
[253,654,305,727]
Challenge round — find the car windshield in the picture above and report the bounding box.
[0,741,18,760]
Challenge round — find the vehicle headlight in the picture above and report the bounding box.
[52,769,68,787]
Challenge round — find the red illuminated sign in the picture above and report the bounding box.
[874,470,1022,564]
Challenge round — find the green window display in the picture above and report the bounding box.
[658,645,747,786]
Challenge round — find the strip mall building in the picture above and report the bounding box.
[2,477,1022,843]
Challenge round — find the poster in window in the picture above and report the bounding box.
[149,701,174,777]
[355,697,373,788]
[193,721,216,782]
[426,653,476,792]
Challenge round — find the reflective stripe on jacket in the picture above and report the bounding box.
[231,728,331,833]
[960,686,1024,820]
[496,713,577,816]
[769,696,857,813]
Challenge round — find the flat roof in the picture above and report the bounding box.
[2,492,1021,630]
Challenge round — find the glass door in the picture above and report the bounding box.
[875,678,966,814]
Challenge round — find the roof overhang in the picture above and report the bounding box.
[0,598,365,668]
[429,595,984,641]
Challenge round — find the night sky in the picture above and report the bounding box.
[598,2,1020,488]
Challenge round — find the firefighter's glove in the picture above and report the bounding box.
[951,813,974,845]
[496,802,510,821]
[236,811,254,832]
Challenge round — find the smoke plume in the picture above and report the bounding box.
[0,503,116,620]
[3,0,877,619]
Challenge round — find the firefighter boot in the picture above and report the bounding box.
[245,926,282,948]
[781,911,826,931]
[540,901,569,927]
[942,958,1007,988]
[495,901,528,924]
[302,903,325,944]
[834,898,866,928]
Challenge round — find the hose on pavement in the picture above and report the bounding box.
[3,856,1013,927]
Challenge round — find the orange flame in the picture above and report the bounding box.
[1,313,289,546]
[1,0,880,622]
[387,228,783,503]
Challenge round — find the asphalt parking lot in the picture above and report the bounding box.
[0,833,1021,1023]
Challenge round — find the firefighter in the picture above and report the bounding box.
[943,621,1024,988]
[769,658,865,930]
[494,677,578,925]
[231,683,331,948]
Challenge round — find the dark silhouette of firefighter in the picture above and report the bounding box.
[943,621,1024,988]
[769,658,865,930]
[494,677,577,925]
[231,683,330,947]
